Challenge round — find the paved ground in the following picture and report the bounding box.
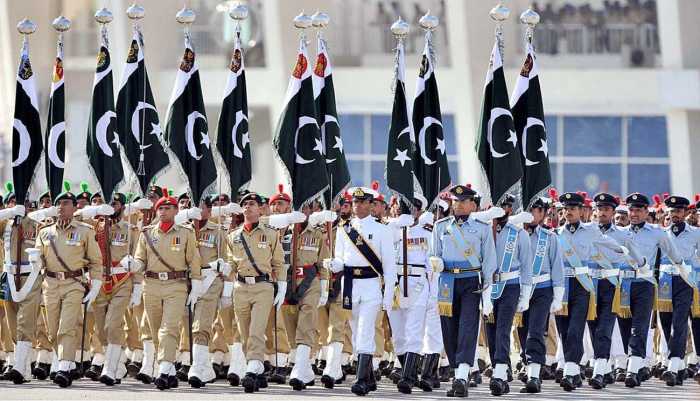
[0,375,698,400]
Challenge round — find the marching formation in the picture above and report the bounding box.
[2,2,699,398]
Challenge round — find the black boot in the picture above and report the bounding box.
[84,364,102,381]
[469,370,482,387]
[351,354,372,396]
[615,368,627,382]
[624,372,640,388]
[397,352,419,394]
[554,368,564,383]
[661,370,678,387]
[389,354,405,384]
[520,377,542,393]
[439,365,452,382]
[490,377,510,396]
[447,378,468,397]
[589,374,606,389]
[7,368,28,385]
[418,353,440,391]
[241,372,259,393]
[54,370,72,388]
[561,375,577,391]
[639,366,651,382]
[269,366,286,384]
[154,373,170,390]
[32,362,50,380]
[126,361,141,377]
[540,365,555,380]
[227,372,240,386]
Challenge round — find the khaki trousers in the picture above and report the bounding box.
[43,278,85,360]
[282,279,320,348]
[124,302,143,351]
[3,275,42,342]
[265,305,290,355]
[93,279,133,347]
[180,278,224,347]
[35,305,52,351]
[234,281,274,362]
[143,278,187,363]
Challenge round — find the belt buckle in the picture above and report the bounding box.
[353,268,362,276]
[158,272,169,281]
[245,276,256,285]
[56,271,65,280]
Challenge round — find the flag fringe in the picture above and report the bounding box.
[586,292,597,321]
[438,301,452,317]
[513,312,523,328]
[692,288,700,318]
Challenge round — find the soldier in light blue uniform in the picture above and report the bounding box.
[485,194,532,396]
[518,197,564,394]
[588,193,646,389]
[657,196,699,386]
[691,198,700,384]
[620,192,683,388]
[429,185,497,398]
[555,192,631,392]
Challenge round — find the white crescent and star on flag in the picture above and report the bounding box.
[487,107,517,159]
[231,110,250,159]
[294,116,321,165]
[96,111,118,157]
[47,121,65,168]
[12,118,31,167]
[185,111,209,161]
[522,117,548,166]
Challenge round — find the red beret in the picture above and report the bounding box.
[269,183,291,204]
[154,187,177,209]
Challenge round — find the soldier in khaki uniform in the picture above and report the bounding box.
[284,204,331,391]
[87,193,142,386]
[225,192,286,393]
[33,190,103,387]
[132,190,203,390]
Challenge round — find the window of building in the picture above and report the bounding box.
[549,115,670,196]
[341,113,460,192]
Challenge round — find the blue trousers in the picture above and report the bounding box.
[617,280,654,358]
[587,279,616,359]
[440,276,481,368]
[658,276,693,359]
[555,277,590,364]
[485,284,519,365]
[523,286,553,366]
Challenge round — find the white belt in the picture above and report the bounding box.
[590,268,619,279]
[396,265,426,276]
[3,264,32,275]
[660,264,679,275]
[620,268,654,279]
[109,266,130,275]
[532,273,551,284]
[564,267,589,277]
[494,270,520,282]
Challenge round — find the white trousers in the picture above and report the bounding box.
[349,277,382,355]
[388,275,429,355]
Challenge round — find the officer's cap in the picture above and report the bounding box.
[664,195,689,210]
[498,193,516,207]
[240,192,264,205]
[529,197,550,210]
[559,192,584,207]
[111,192,127,205]
[449,184,477,201]
[594,193,619,208]
[348,187,374,201]
[625,193,650,208]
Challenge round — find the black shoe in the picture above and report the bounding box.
[227,372,240,386]
[661,370,677,387]
[517,369,528,383]
[489,377,509,396]
[126,361,141,378]
[32,362,50,380]
[99,374,116,386]
[49,371,56,381]
[389,367,402,384]
[290,377,306,391]
[176,365,189,382]
[651,363,663,378]
[211,362,223,379]
[321,374,335,389]
[188,375,205,388]
[439,366,452,382]
[242,373,258,393]
[615,368,627,382]
[561,375,576,391]
[625,372,640,388]
[604,372,614,384]
[574,374,583,387]
[256,374,268,388]
[584,364,594,379]
[468,370,482,387]
[263,361,272,374]
[639,366,651,382]
[554,368,564,383]
[84,364,102,381]
[540,365,555,380]
[7,369,28,385]
[506,367,513,383]
[379,359,391,377]
[136,372,153,384]
[154,373,170,390]
[483,366,493,378]
[268,367,286,384]
[589,374,606,389]
[168,375,179,388]
[54,370,72,388]
[520,377,541,393]
[69,368,81,380]
[449,378,468,397]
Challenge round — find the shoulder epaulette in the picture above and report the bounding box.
[77,221,95,230]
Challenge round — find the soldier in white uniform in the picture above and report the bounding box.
[325,187,396,396]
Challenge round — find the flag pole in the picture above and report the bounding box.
[49,16,69,199]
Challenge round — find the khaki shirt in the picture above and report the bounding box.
[1,217,39,266]
[196,220,228,271]
[134,223,202,280]
[290,224,330,281]
[35,219,103,280]
[225,223,285,281]
[96,219,140,271]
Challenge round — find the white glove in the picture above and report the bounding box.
[481,287,494,316]
[508,211,534,226]
[120,255,143,273]
[209,258,231,276]
[82,279,103,308]
[129,284,143,308]
[308,210,337,226]
[77,204,114,219]
[266,213,290,228]
[187,279,203,309]
[175,207,202,225]
[418,211,435,226]
[124,199,153,216]
[318,279,329,307]
[516,284,532,312]
[27,206,58,222]
[394,214,414,228]
[274,281,287,310]
[429,256,444,273]
[323,258,344,273]
[211,203,243,218]
[25,247,41,263]
[472,207,505,223]
[288,211,307,224]
[8,205,26,218]
[550,286,565,313]
[382,290,393,311]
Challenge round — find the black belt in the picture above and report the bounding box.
[237,275,270,284]
[45,270,83,280]
[345,265,379,279]
[144,270,188,281]
[398,263,426,277]
[342,265,380,310]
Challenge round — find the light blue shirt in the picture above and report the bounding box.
[495,222,532,286]
[663,223,700,266]
[598,223,646,267]
[527,225,564,288]
[625,222,682,266]
[431,214,498,283]
[557,221,628,263]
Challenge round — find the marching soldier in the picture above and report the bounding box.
[518,197,564,393]
[225,192,286,393]
[621,193,683,387]
[588,193,645,389]
[657,196,699,386]
[132,189,203,390]
[89,193,141,386]
[284,204,330,391]
[486,194,532,396]
[429,184,497,398]
[32,189,103,387]
[325,187,396,396]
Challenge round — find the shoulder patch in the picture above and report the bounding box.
[77,221,95,230]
